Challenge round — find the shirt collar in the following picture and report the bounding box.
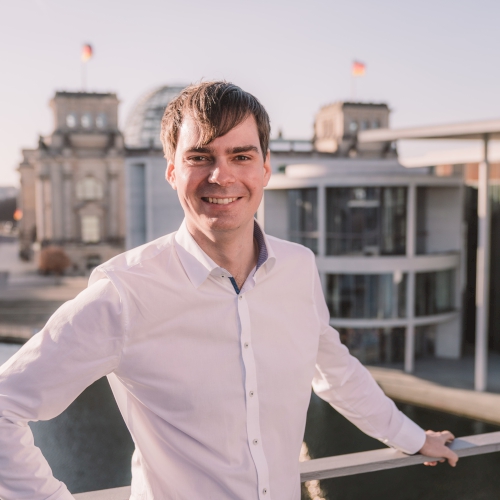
[174,219,275,289]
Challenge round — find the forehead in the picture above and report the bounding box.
[176,114,260,152]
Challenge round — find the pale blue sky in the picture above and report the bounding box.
[1,0,499,185]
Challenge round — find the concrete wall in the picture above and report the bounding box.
[420,187,463,254]
[435,317,461,358]
[125,156,185,249]
[262,189,288,240]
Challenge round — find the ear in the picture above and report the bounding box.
[262,149,272,187]
[165,160,177,190]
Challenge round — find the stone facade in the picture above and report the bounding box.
[18,92,126,271]
[314,101,395,158]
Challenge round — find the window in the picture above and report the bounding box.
[288,188,318,253]
[81,215,100,243]
[326,187,406,256]
[372,119,380,129]
[96,113,107,129]
[66,113,77,128]
[337,327,405,365]
[360,120,369,131]
[76,177,104,201]
[348,121,358,133]
[415,269,455,316]
[81,113,92,129]
[326,273,407,319]
[415,325,436,358]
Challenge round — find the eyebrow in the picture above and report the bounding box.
[227,145,259,155]
[185,146,214,155]
[184,145,260,156]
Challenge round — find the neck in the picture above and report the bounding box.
[186,218,257,289]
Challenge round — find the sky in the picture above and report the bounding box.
[1,0,500,186]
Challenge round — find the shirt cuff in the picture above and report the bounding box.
[387,415,427,455]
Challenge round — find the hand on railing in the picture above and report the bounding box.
[419,430,458,467]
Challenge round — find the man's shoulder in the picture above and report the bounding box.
[266,234,315,265]
[89,232,177,284]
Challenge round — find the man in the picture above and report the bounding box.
[0,81,457,499]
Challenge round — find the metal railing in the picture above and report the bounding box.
[74,431,500,499]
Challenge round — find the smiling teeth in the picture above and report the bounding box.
[207,197,238,204]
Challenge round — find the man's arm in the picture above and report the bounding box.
[0,277,126,499]
[310,260,458,465]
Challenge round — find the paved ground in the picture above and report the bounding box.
[0,240,87,340]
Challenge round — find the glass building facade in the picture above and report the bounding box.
[288,188,318,253]
[337,327,405,365]
[415,269,455,316]
[326,187,407,256]
[326,273,407,319]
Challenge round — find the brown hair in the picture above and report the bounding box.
[160,81,270,162]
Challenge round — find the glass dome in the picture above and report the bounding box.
[124,85,186,149]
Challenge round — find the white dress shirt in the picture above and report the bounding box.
[0,221,425,500]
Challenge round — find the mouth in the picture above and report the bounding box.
[202,197,240,205]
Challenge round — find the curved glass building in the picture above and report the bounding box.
[124,85,186,149]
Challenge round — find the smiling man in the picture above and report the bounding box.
[0,82,457,500]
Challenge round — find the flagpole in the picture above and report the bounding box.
[80,44,93,92]
[82,62,86,91]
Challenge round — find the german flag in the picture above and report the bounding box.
[352,61,366,77]
[81,44,93,62]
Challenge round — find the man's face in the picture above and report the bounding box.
[166,114,271,237]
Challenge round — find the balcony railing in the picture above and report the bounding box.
[73,431,500,499]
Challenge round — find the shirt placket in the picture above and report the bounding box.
[237,292,271,500]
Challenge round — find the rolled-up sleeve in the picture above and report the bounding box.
[0,276,126,500]
[310,264,426,455]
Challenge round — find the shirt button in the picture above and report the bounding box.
[253,439,258,445]
[244,342,249,348]
[239,295,243,300]
[249,391,254,397]
[262,488,268,495]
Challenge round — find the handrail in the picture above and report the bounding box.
[73,431,500,499]
[300,430,500,481]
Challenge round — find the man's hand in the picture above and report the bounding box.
[419,430,458,467]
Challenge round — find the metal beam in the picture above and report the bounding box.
[475,135,491,391]
[358,119,500,143]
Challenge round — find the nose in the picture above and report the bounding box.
[208,158,235,187]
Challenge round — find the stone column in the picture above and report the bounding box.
[475,135,491,392]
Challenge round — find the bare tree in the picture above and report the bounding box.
[38,246,71,276]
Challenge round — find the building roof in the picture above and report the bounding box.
[318,101,389,112]
[54,91,117,99]
[359,118,500,142]
[400,143,500,168]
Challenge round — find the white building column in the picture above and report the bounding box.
[35,176,46,241]
[317,185,326,257]
[405,274,415,373]
[51,164,63,240]
[317,185,327,291]
[404,183,416,373]
[62,163,73,240]
[475,135,491,392]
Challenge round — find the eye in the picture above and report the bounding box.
[188,155,209,163]
[235,155,251,161]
